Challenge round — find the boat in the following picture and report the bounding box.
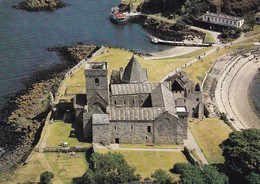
[110,7,127,25]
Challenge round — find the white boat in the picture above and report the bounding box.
[110,7,127,25]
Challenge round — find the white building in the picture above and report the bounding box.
[255,12,260,25]
[202,11,244,28]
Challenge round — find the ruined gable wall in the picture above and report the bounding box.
[154,112,185,144]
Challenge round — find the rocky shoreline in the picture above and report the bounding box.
[12,0,69,11]
[133,15,205,42]
[0,44,97,172]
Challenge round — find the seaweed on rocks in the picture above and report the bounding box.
[12,0,69,11]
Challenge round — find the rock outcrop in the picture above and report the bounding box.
[143,17,205,41]
[12,0,69,11]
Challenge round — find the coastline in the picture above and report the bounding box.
[214,47,260,129]
[0,44,97,172]
[248,73,260,119]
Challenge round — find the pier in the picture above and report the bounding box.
[147,34,213,47]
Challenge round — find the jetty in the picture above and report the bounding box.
[147,34,213,47]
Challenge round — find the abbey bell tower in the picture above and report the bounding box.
[85,61,109,110]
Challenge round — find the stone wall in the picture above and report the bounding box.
[186,91,203,117]
[154,112,185,144]
[109,121,154,144]
[110,94,150,108]
[92,124,110,145]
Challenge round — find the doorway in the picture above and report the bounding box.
[115,138,119,144]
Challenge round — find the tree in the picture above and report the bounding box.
[245,172,260,184]
[82,152,141,184]
[172,163,228,184]
[40,171,54,184]
[151,169,173,184]
[203,165,229,184]
[220,129,260,180]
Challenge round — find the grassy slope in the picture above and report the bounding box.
[245,24,260,37]
[188,118,232,164]
[182,43,254,83]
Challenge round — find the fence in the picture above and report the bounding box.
[35,146,90,153]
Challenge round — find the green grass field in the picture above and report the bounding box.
[58,47,212,100]
[96,149,187,180]
[188,118,232,164]
[245,25,260,37]
[43,121,91,148]
[8,152,88,184]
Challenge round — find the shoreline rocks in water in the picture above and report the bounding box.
[12,0,69,11]
[0,44,97,172]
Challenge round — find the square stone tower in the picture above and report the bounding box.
[85,62,109,108]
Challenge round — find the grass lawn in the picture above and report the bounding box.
[58,46,213,100]
[182,43,254,83]
[8,152,87,184]
[188,118,232,164]
[245,24,260,37]
[120,144,184,149]
[96,149,187,180]
[92,47,212,83]
[66,86,86,95]
[43,121,91,148]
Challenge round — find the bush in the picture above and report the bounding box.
[40,171,54,184]
[151,169,173,184]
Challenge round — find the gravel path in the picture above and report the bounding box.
[144,46,202,60]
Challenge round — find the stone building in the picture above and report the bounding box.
[202,11,244,28]
[165,72,208,118]
[74,56,205,145]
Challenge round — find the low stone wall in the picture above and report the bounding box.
[35,146,90,153]
[183,146,202,166]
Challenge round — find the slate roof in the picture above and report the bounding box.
[92,114,110,125]
[205,12,244,21]
[110,82,171,95]
[107,107,165,121]
[151,83,176,115]
[121,55,148,83]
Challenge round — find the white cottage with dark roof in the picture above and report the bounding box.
[74,56,189,145]
[202,11,244,28]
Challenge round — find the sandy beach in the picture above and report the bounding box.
[214,47,260,129]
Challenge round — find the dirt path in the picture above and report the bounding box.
[184,129,209,165]
[144,46,202,60]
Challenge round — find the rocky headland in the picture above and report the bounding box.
[12,0,69,11]
[0,44,97,172]
[142,17,205,42]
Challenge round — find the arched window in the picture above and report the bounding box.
[95,78,99,86]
